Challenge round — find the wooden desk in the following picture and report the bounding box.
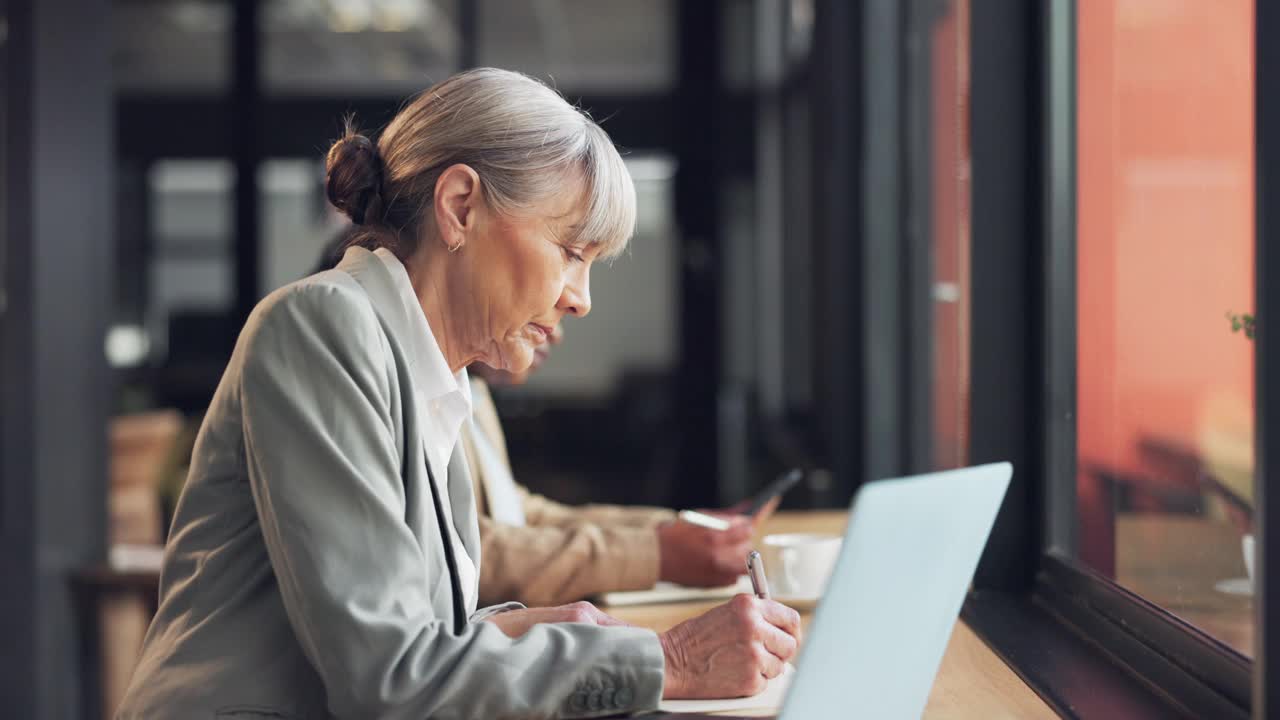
[608,511,1055,718]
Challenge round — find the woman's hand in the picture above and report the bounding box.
[482,601,632,638]
[657,516,754,587]
[658,594,802,699]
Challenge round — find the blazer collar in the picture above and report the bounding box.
[336,246,472,409]
[337,246,412,341]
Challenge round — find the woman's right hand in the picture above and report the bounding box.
[658,594,802,699]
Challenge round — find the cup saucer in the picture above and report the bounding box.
[1214,577,1253,597]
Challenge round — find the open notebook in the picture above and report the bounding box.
[595,577,753,607]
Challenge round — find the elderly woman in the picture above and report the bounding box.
[117,68,799,720]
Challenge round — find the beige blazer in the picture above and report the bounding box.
[116,248,664,720]
[463,379,675,607]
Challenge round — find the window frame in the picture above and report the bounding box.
[956,0,1279,717]
[1253,0,1280,713]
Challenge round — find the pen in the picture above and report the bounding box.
[746,550,771,600]
[677,509,732,531]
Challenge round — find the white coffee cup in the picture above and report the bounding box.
[760,533,843,599]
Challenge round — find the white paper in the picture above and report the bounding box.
[657,664,793,714]
[595,577,753,607]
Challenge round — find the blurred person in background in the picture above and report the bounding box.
[465,323,774,607]
[116,68,799,720]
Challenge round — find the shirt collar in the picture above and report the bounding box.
[371,248,473,412]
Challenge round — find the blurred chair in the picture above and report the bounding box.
[1136,437,1210,513]
[110,410,183,544]
[98,410,183,719]
[1077,455,1204,580]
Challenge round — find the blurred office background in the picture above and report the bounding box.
[3,0,1269,718]
[110,0,832,515]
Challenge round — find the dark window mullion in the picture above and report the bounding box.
[1253,0,1280,712]
[967,0,1042,592]
[231,0,260,327]
[1042,0,1077,557]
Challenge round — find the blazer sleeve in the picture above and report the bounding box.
[521,488,676,530]
[238,285,665,720]
[477,510,663,607]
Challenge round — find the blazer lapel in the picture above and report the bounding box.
[423,446,468,632]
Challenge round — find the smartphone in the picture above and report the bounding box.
[740,468,804,516]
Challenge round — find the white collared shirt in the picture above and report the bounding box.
[468,416,528,527]
[373,248,477,613]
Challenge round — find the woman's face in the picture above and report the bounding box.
[462,184,598,374]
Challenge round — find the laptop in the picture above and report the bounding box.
[656,462,1012,719]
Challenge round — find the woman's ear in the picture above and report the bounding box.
[433,163,482,251]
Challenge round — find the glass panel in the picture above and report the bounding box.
[146,159,234,365]
[477,0,674,94]
[259,157,338,292]
[114,0,230,93]
[930,0,971,470]
[1076,0,1255,656]
[262,0,461,96]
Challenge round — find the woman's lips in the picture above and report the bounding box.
[528,323,553,342]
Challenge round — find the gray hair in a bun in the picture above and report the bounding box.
[324,121,385,226]
[323,67,636,260]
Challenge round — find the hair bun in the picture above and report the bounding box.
[325,124,385,225]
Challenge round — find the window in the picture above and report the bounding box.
[958,0,1270,714]
[111,158,241,413]
[899,0,971,473]
[259,157,335,292]
[1074,0,1255,657]
[261,0,462,97]
[928,0,971,471]
[477,0,674,94]
[114,0,230,93]
[833,0,1277,713]
[147,158,235,365]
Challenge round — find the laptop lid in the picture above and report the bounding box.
[777,462,1012,718]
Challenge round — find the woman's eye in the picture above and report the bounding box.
[563,246,585,263]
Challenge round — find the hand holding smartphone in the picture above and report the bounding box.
[672,468,804,534]
[740,469,804,516]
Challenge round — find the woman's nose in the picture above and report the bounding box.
[558,271,592,318]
